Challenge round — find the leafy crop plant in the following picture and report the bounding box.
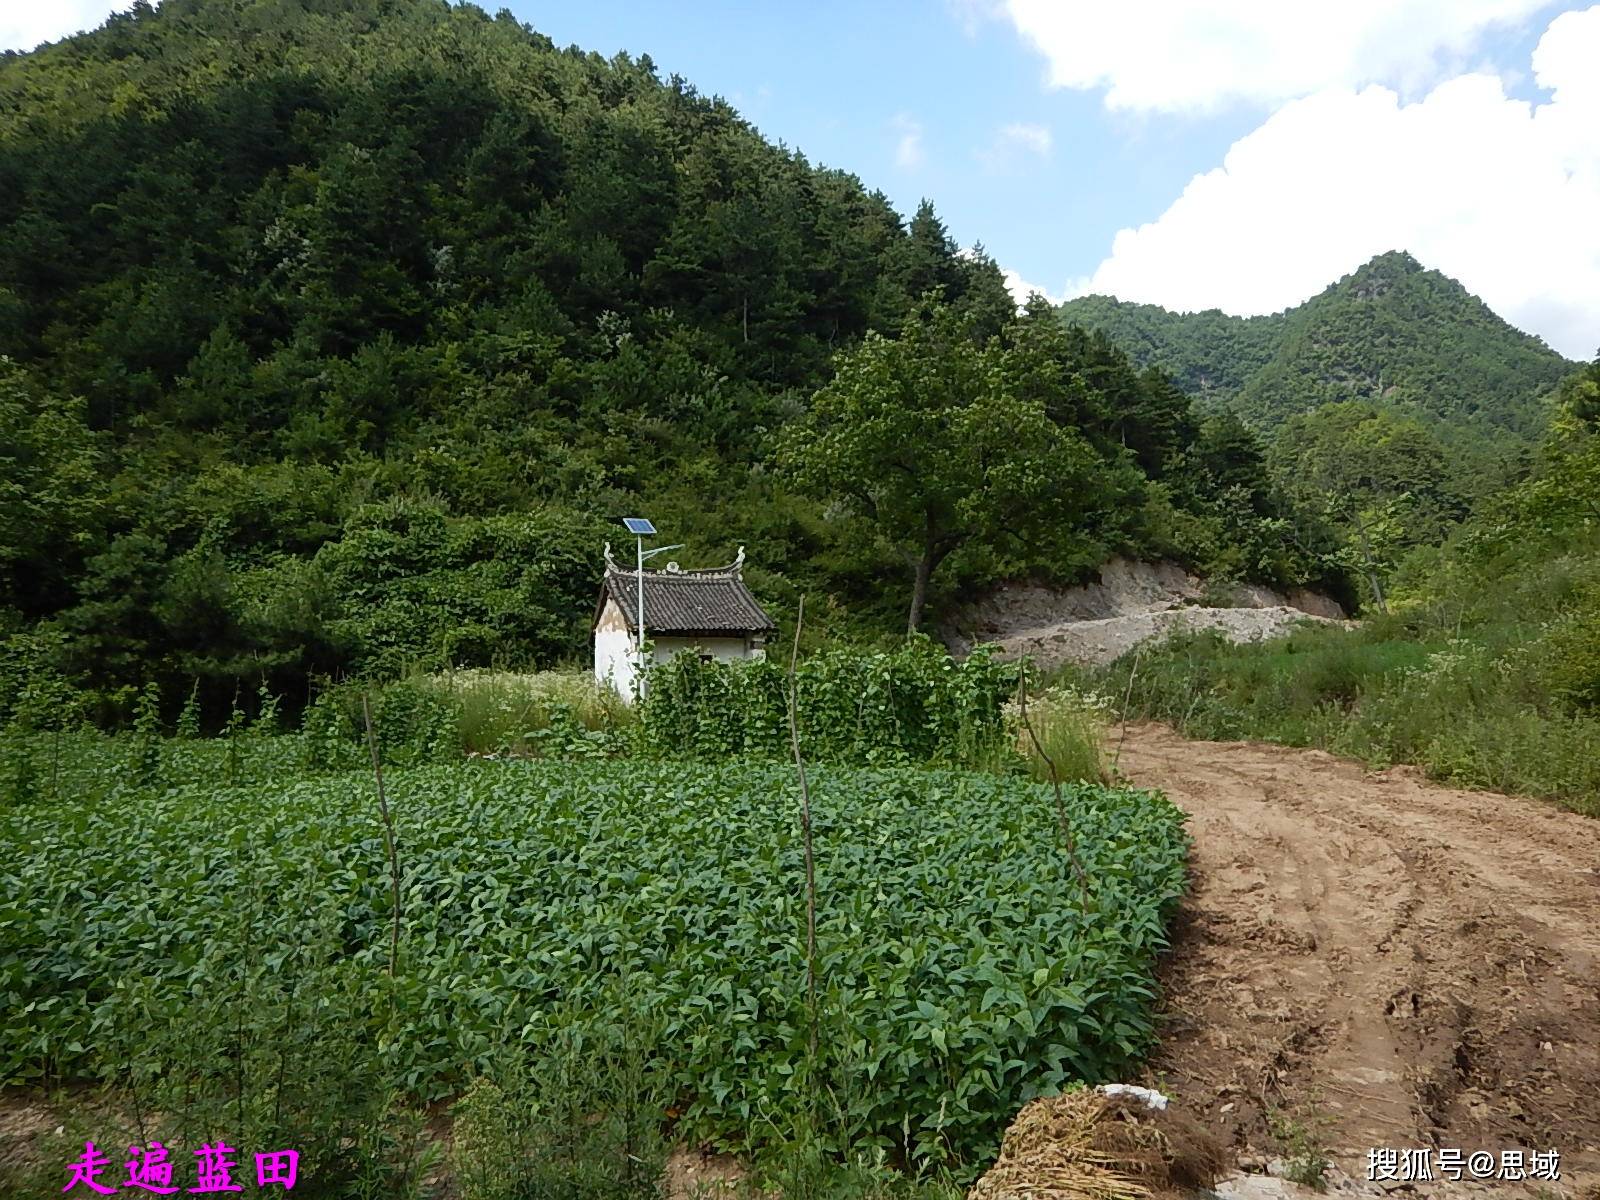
[2,757,1188,1173]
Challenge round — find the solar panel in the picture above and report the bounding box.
[622,517,656,535]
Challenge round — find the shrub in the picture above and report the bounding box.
[1536,588,1600,715]
[305,677,463,768]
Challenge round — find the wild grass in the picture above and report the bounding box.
[450,979,668,1200]
[1266,1103,1332,1193]
[418,668,633,754]
[1005,684,1111,785]
[1076,531,1600,817]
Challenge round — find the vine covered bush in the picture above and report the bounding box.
[633,637,1016,764]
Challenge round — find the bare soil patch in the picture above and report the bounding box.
[1117,723,1600,1195]
[941,558,1349,670]
[983,605,1343,671]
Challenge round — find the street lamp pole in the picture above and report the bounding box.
[621,518,682,697]
[636,531,646,679]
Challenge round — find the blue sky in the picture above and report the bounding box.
[524,1,1256,301]
[520,0,1598,358]
[4,1,1598,357]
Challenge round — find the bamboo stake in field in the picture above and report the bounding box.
[362,693,403,977]
[1016,665,1090,894]
[1114,640,1146,772]
[785,596,820,1058]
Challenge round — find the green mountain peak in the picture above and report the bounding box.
[1058,251,1570,438]
[1336,249,1426,298]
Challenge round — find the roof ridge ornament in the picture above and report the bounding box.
[592,542,776,635]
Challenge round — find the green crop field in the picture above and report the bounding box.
[1,752,1187,1180]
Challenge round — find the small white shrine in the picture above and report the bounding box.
[592,544,775,699]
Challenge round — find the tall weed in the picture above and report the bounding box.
[1005,684,1110,784]
[1086,533,1600,816]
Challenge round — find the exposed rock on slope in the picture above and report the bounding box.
[944,558,1347,670]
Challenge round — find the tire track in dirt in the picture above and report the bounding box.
[1116,723,1600,1193]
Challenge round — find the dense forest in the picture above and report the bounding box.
[0,0,1364,725]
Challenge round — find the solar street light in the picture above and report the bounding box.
[621,518,681,684]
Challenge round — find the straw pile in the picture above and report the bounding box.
[968,1089,1227,1200]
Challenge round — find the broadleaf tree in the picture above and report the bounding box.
[776,304,1102,632]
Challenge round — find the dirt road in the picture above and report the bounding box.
[1116,723,1600,1194]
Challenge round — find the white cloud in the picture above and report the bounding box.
[1,0,128,53]
[999,267,1093,307]
[978,121,1053,171]
[891,113,925,169]
[1074,5,1600,360]
[999,121,1052,156]
[1000,0,1558,113]
[1000,268,1057,306]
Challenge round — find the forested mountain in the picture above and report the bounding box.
[1058,252,1574,439]
[1050,296,1282,404]
[0,0,1348,724]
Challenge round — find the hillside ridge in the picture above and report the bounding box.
[1058,250,1572,437]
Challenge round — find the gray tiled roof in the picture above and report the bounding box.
[595,560,775,635]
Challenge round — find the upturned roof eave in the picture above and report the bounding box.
[592,569,776,636]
